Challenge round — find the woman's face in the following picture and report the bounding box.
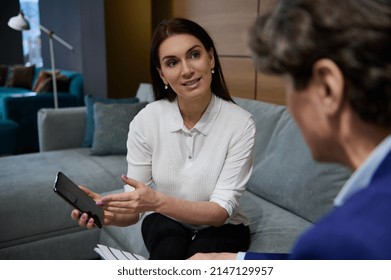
[157,34,215,102]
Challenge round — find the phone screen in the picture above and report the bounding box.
[53,172,103,228]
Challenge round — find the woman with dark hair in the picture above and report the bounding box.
[71,18,255,260]
[150,18,232,103]
[190,0,391,260]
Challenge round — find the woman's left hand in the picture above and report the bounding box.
[96,175,162,214]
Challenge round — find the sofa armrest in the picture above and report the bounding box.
[38,107,86,151]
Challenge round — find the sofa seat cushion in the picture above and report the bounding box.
[0,228,101,260]
[241,190,311,253]
[100,188,314,257]
[0,148,126,249]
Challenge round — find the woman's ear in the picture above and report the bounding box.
[312,59,345,116]
[157,67,167,85]
[208,48,215,69]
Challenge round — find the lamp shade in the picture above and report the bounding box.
[8,12,30,31]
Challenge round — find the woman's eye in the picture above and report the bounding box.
[166,60,177,67]
[189,51,200,60]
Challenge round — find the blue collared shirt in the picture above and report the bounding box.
[334,134,391,206]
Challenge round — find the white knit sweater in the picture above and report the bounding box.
[125,94,256,228]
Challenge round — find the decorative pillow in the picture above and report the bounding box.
[91,102,148,155]
[0,65,8,86]
[32,70,70,93]
[6,65,35,89]
[32,70,56,91]
[82,95,139,147]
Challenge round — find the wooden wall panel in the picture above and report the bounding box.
[259,0,280,16]
[152,0,287,105]
[220,58,256,99]
[170,0,258,56]
[256,73,286,105]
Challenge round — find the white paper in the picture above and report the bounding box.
[94,244,146,260]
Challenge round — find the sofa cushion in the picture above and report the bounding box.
[235,98,351,223]
[32,70,70,93]
[0,148,127,249]
[33,70,57,92]
[38,107,86,152]
[6,65,35,89]
[241,190,311,253]
[82,95,139,148]
[91,102,148,155]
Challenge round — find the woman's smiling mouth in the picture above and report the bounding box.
[183,77,201,88]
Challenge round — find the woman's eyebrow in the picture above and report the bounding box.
[161,44,202,61]
[186,45,202,54]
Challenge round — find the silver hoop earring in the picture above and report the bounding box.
[164,84,168,90]
[211,69,215,74]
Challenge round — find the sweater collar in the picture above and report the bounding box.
[168,94,221,135]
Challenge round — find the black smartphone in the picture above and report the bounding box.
[53,172,103,228]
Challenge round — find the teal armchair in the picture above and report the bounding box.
[0,67,84,154]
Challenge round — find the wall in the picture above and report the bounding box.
[79,0,107,98]
[0,0,108,98]
[39,0,108,98]
[39,0,83,72]
[2,0,283,102]
[104,0,152,98]
[38,0,152,99]
[0,0,24,65]
[152,0,285,104]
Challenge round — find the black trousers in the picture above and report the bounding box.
[141,213,250,260]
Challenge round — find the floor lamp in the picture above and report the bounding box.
[8,12,74,109]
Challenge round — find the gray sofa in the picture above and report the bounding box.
[0,87,351,259]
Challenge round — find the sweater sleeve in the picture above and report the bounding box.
[125,110,153,190]
[209,116,256,217]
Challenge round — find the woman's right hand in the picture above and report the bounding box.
[71,209,95,229]
[70,185,139,229]
[70,185,104,229]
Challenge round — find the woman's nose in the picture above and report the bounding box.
[181,60,194,77]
